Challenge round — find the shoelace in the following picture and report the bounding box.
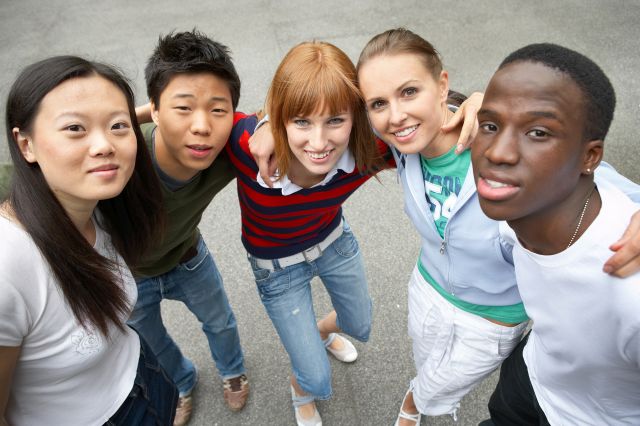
[224,375,247,392]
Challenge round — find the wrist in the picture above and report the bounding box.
[255,114,270,132]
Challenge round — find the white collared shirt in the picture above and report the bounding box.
[256,150,356,195]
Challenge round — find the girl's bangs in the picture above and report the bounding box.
[283,66,359,119]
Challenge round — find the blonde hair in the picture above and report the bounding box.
[266,41,383,177]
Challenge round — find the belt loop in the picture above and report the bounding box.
[179,244,198,264]
[272,258,282,270]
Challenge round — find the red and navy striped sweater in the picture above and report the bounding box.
[226,112,394,259]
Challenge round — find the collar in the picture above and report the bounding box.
[257,150,356,195]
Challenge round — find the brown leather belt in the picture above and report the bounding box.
[179,245,198,264]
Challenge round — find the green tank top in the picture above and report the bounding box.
[417,258,528,324]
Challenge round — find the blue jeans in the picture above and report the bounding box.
[105,333,178,425]
[128,235,246,396]
[248,219,372,401]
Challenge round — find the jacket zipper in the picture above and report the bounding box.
[441,226,455,297]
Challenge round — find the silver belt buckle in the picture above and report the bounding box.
[302,244,322,262]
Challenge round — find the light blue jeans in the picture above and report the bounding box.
[248,219,372,401]
[128,235,246,396]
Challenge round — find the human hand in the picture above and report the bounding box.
[441,91,483,154]
[248,122,277,187]
[603,210,640,277]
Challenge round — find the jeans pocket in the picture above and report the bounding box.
[253,267,291,299]
[182,243,209,272]
[331,227,359,258]
[407,281,437,341]
[497,323,528,358]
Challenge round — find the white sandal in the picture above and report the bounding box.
[393,387,421,426]
[323,333,358,363]
[290,385,322,426]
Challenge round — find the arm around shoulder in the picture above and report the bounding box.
[442,91,484,154]
[135,103,153,124]
[595,163,640,277]
[248,120,277,186]
[595,161,640,203]
[604,208,640,278]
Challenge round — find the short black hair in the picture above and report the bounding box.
[500,43,615,141]
[145,29,241,110]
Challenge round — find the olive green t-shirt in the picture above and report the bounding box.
[135,123,235,278]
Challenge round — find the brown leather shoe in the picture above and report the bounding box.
[173,395,193,426]
[223,374,249,411]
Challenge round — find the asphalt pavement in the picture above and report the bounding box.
[1,1,639,425]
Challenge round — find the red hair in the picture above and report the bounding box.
[266,41,383,178]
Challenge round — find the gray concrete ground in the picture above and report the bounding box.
[1,1,639,425]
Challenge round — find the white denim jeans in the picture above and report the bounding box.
[407,266,528,417]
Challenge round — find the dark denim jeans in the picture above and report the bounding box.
[128,235,245,396]
[105,334,178,426]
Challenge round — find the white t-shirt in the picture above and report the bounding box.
[501,180,640,425]
[0,215,140,426]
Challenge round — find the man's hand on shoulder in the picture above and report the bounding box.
[248,121,277,187]
[604,210,640,277]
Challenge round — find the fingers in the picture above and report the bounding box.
[267,157,277,182]
[442,92,483,154]
[454,107,479,154]
[603,250,640,278]
[249,135,273,188]
[248,122,276,188]
[603,210,640,277]
[257,155,274,188]
[442,106,464,132]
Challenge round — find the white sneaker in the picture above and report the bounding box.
[324,333,358,363]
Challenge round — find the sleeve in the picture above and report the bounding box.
[376,138,397,169]
[140,122,156,148]
[0,277,29,346]
[226,113,260,178]
[369,128,397,170]
[227,113,258,155]
[594,161,640,203]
